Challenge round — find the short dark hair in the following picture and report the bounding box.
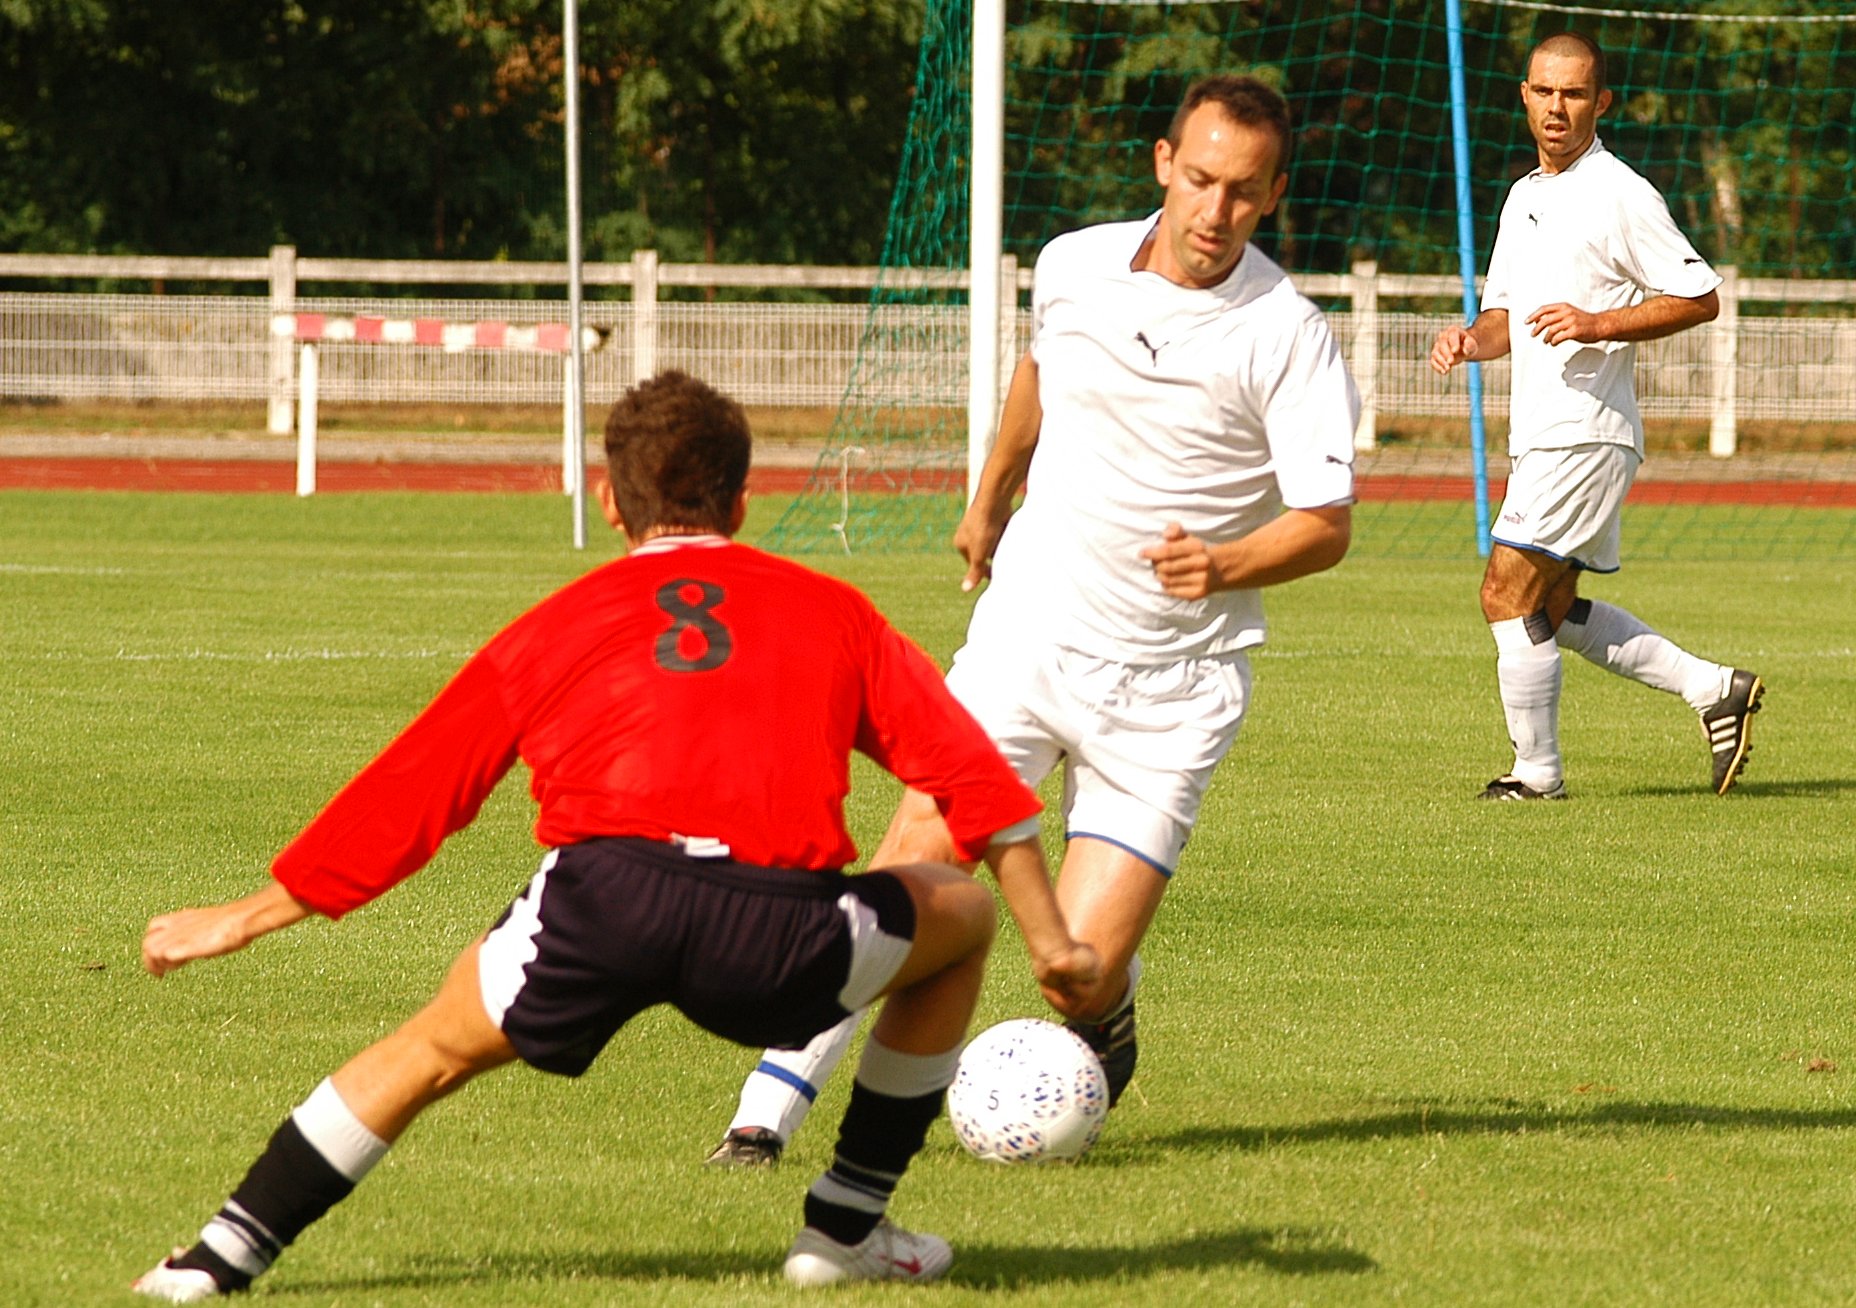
[602,371,751,537]
[1528,30,1607,92]
[1166,75,1294,176]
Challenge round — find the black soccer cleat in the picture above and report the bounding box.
[1478,775,1568,801]
[1701,669,1764,796]
[1066,1001,1137,1108]
[705,1126,783,1169]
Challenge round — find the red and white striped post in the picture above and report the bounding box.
[271,313,607,498]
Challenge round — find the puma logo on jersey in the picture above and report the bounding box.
[1134,331,1167,365]
[1527,212,1539,226]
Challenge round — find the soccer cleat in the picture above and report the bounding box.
[1065,1000,1137,1107]
[1478,775,1568,801]
[1701,669,1764,796]
[704,1126,783,1168]
[783,1219,952,1286]
[132,1254,222,1304]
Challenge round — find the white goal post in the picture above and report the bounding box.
[966,0,1008,505]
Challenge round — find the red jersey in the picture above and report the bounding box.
[272,536,1041,918]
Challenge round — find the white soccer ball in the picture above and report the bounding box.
[947,1018,1109,1163]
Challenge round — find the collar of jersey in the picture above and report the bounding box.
[1127,209,1258,298]
[1527,134,1606,183]
[630,533,731,557]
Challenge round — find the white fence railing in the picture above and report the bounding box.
[3,249,1854,460]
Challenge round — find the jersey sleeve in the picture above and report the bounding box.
[852,617,1041,863]
[1617,174,1722,300]
[1262,306,1361,509]
[270,653,521,918]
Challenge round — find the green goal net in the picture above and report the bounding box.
[764,0,1856,559]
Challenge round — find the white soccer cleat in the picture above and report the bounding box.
[132,1254,222,1303]
[783,1219,952,1286]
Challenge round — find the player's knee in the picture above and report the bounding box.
[877,804,959,867]
[891,861,995,957]
[942,872,997,953]
[1478,571,1513,621]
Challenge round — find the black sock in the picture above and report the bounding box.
[174,1116,359,1290]
[802,1082,942,1246]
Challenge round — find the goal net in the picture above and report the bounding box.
[764,0,1856,559]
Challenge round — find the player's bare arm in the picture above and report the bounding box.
[1430,308,1511,374]
[1141,504,1351,601]
[142,881,313,977]
[955,351,1042,592]
[1526,289,1719,347]
[984,837,1102,1017]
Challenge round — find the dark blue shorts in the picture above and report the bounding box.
[475,837,916,1077]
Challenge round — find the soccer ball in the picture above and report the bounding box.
[947,1018,1109,1163]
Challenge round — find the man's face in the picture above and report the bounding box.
[1520,48,1612,171]
[1151,103,1288,288]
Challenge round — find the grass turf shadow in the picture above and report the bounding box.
[271,1224,1377,1294]
[1146,1097,1856,1155]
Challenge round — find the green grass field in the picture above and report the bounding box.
[4,490,1854,1306]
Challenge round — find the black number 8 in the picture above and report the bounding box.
[654,579,732,672]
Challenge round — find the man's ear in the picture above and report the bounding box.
[728,489,749,537]
[1153,136,1175,187]
[597,478,624,531]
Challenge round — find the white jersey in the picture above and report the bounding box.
[1482,137,1721,458]
[969,215,1359,663]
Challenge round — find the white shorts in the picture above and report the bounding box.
[944,640,1252,875]
[1492,443,1639,573]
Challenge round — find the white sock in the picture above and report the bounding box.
[852,1038,961,1099]
[1557,599,1729,712]
[1491,615,1563,790]
[728,1009,863,1142]
[292,1078,388,1182]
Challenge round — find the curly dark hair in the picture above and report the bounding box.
[602,371,752,537]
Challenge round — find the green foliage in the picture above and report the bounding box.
[0,0,918,265]
[987,0,1856,276]
[3,490,1855,1305]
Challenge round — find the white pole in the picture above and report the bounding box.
[1709,265,1739,458]
[295,342,318,497]
[564,0,588,548]
[561,365,575,494]
[966,0,1005,504]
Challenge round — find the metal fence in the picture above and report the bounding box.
[3,251,1854,448]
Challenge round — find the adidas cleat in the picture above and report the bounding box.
[1479,775,1568,801]
[1701,669,1764,796]
[1066,1000,1137,1107]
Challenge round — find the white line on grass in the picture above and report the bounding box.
[1,563,128,575]
[88,648,472,663]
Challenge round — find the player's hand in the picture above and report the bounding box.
[142,903,261,976]
[1140,522,1220,600]
[142,882,312,977]
[1526,302,1600,346]
[1429,324,1480,374]
[1032,940,1103,1016]
[953,502,1010,593]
